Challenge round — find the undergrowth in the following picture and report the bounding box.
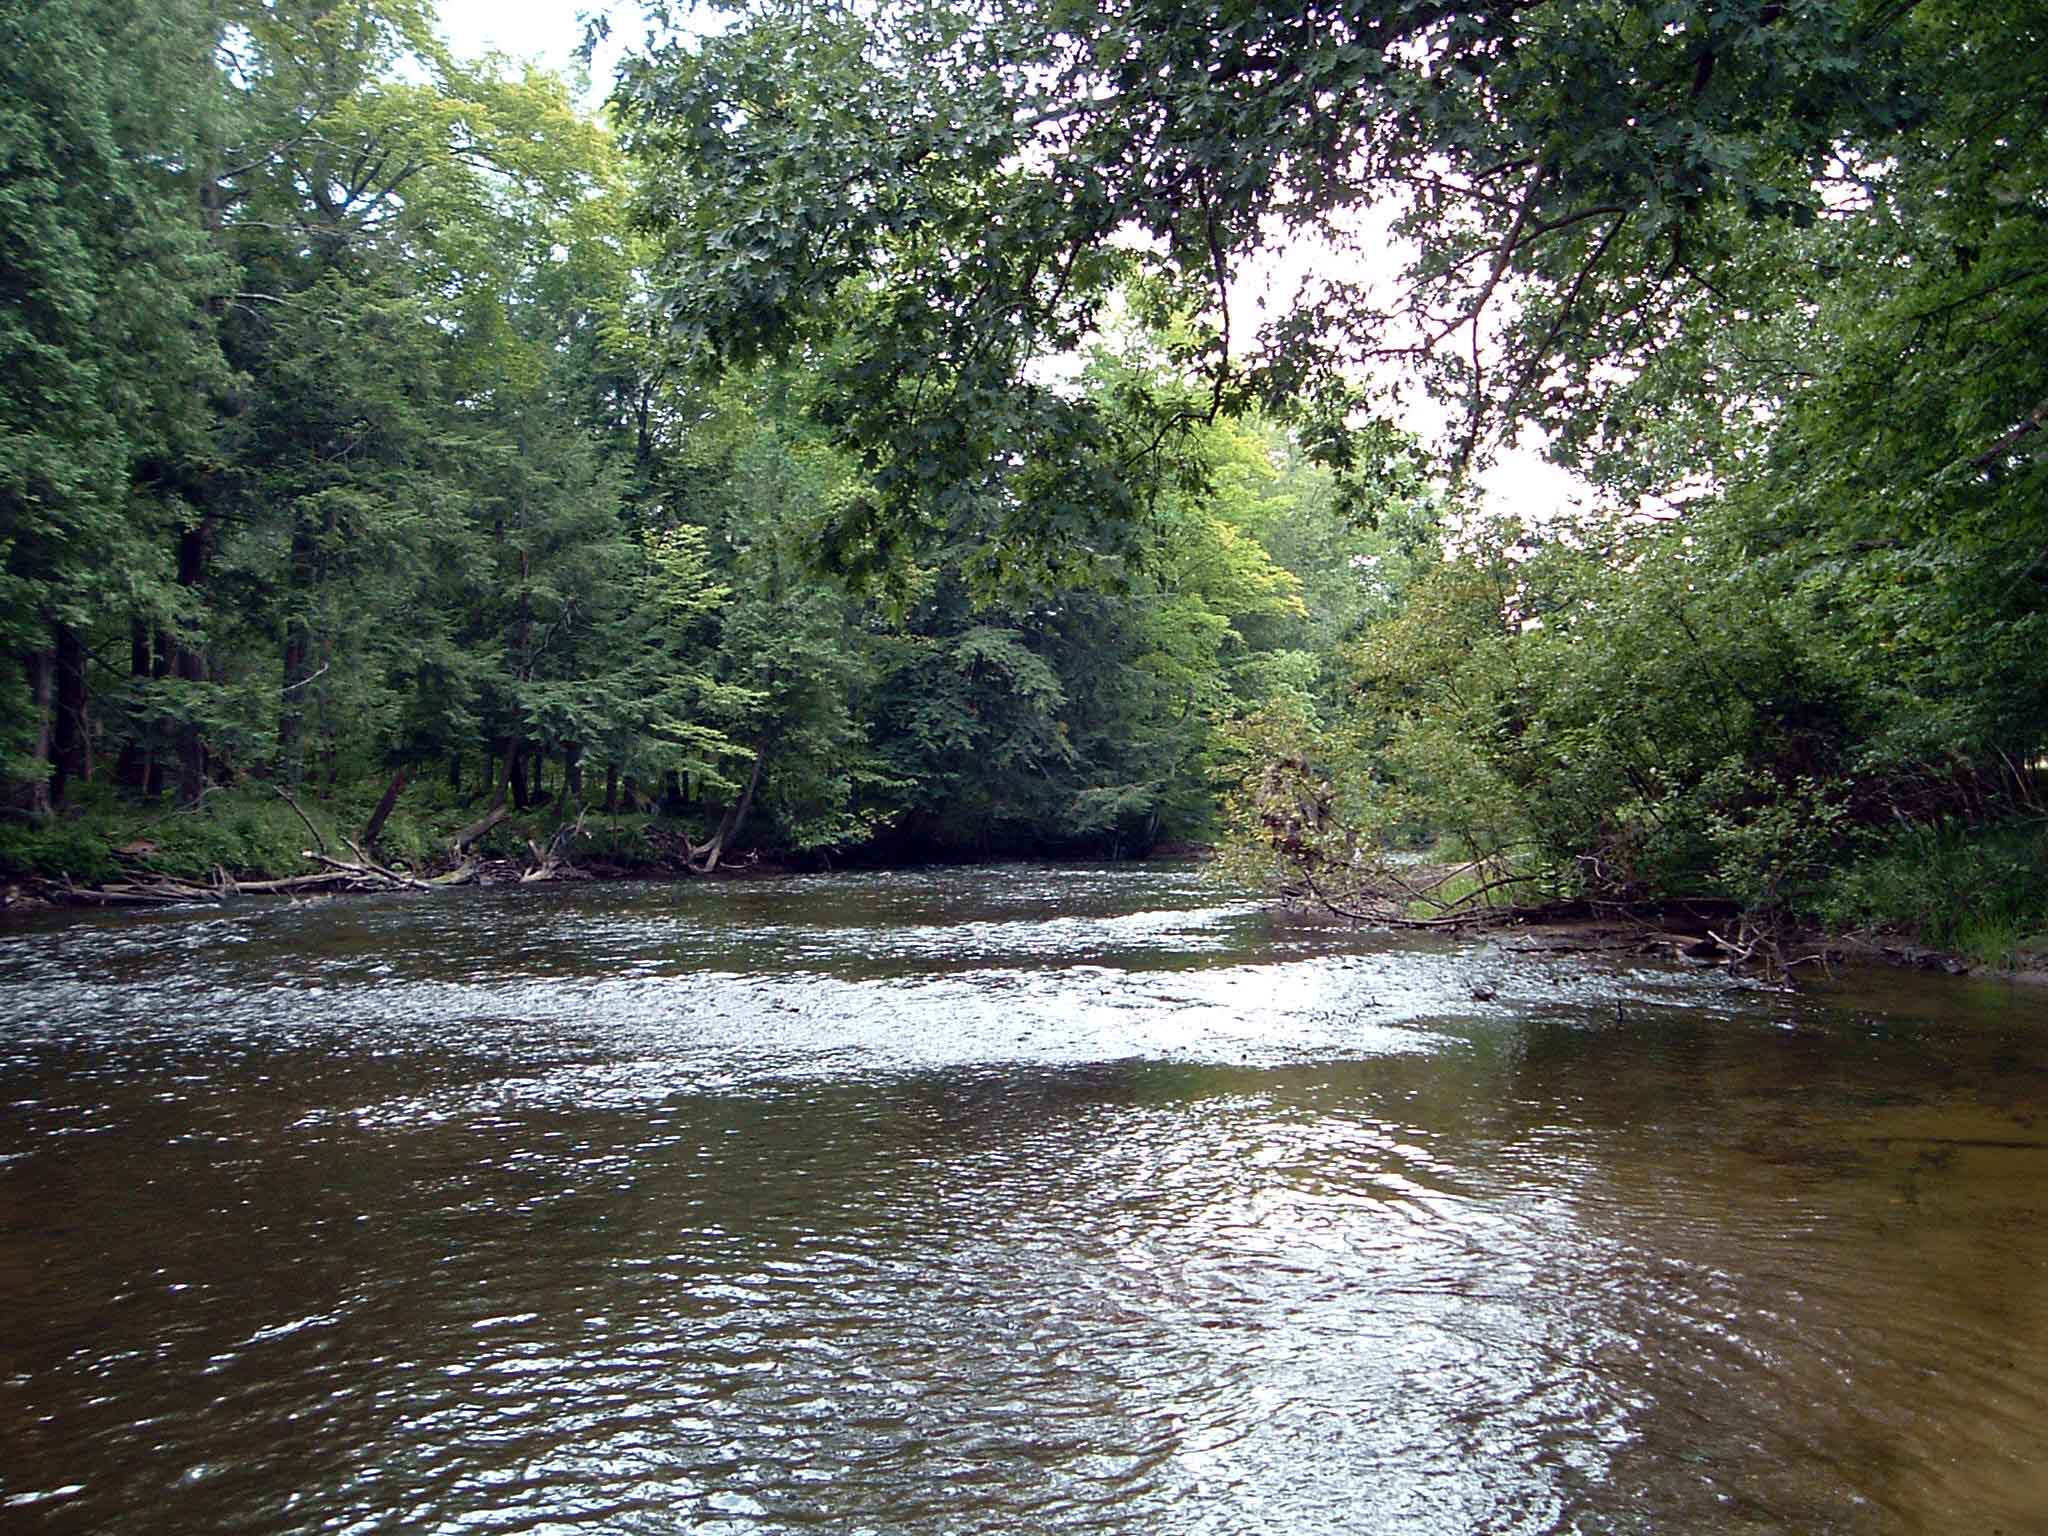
[1814,818,2048,967]
[0,778,694,887]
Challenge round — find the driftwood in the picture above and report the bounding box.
[450,798,509,857]
[49,867,394,906]
[308,843,434,891]
[1298,859,1550,931]
[521,809,589,883]
[1703,919,1836,981]
[27,838,490,910]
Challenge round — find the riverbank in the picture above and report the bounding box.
[1271,861,2048,986]
[1494,914,2048,986]
[0,781,1203,915]
[0,782,781,914]
[7,790,2043,987]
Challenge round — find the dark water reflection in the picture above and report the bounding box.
[2,866,2046,1533]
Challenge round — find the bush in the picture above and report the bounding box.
[0,817,122,883]
[1816,819,2048,964]
[133,795,325,880]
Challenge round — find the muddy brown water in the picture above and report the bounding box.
[1,865,2045,1534]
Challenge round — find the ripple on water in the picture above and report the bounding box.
[3,867,2048,1535]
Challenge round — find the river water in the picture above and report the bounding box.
[1,864,2045,1534]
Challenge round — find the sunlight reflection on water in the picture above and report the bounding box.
[2,865,2046,1534]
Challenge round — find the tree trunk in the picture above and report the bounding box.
[604,763,618,814]
[278,624,312,782]
[172,519,211,806]
[718,755,763,854]
[277,514,317,784]
[117,621,153,793]
[362,765,409,852]
[21,647,54,822]
[507,740,529,811]
[689,754,764,875]
[52,622,90,805]
[556,744,583,817]
[144,618,173,800]
[450,797,508,857]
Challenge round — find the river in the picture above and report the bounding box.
[2,864,2045,1533]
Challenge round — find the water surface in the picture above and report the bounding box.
[2,865,2045,1533]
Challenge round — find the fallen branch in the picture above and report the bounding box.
[1300,860,1544,931]
[308,849,431,891]
[275,785,327,856]
[521,808,589,883]
[32,868,368,906]
[450,799,508,857]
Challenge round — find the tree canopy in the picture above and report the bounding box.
[3,0,2044,955]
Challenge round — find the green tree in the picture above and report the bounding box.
[0,0,223,815]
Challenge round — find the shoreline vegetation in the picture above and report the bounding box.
[0,778,1217,912]
[6,2,2045,987]
[5,785,2041,989]
[1268,866,2039,985]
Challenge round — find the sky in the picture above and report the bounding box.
[431,0,1585,521]
[436,0,617,70]
[436,0,643,82]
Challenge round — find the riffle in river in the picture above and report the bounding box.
[2,865,2045,1533]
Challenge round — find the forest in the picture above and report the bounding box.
[3,0,2045,960]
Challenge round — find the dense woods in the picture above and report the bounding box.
[3,0,2044,957]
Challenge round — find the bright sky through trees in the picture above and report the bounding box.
[432,0,1579,521]
[436,0,589,64]
[437,0,646,86]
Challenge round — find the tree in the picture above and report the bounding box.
[615,0,2047,924]
[191,3,638,800]
[0,0,223,815]
[615,0,1925,503]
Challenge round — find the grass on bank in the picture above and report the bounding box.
[0,777,686,888]
[1814,817,2048,969]
[1378,819,2048,969]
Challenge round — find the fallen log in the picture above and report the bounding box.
[67,884,199,906]
[298,850,439,892]
[521,809,589,883]
[220,871,363,895]
[23,839,484,910]
[451,798,509,857]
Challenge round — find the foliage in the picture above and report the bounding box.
[1818,821,2048,967]
[5,0,2044,969]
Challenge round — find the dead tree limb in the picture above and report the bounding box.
[450,798,508,857]
[275,785,326,855]
[521,809,589,883]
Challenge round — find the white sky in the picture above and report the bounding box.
[436,0,651,95]
[437,0,613,68]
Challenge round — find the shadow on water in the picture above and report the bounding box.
[3,865,2047,1533]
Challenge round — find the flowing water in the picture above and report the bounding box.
[2,864,2045,1534]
